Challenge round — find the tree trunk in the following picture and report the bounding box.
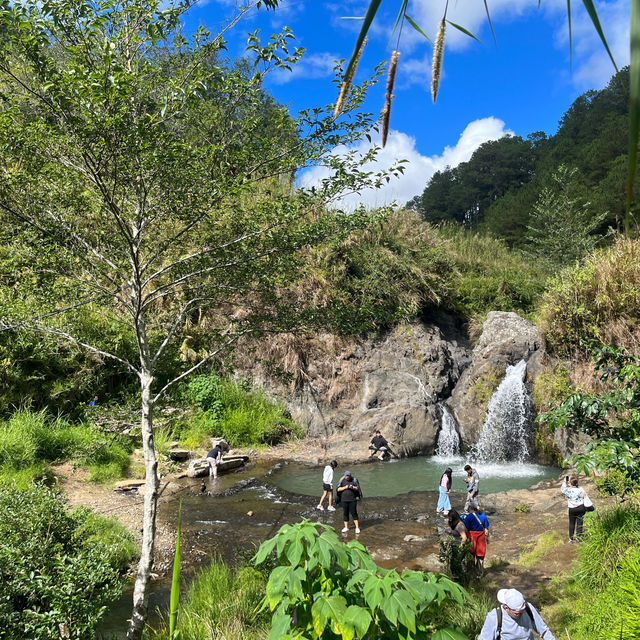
[127,369,159,640]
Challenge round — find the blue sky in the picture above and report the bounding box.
[184,0,629,207]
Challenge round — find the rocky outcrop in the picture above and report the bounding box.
[242,321,471,460]
[448,312,540,450]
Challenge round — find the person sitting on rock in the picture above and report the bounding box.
[478,588,555,639]
[368,430,392,460]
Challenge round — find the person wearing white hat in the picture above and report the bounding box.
[477,589,555,639]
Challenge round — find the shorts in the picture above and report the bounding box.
[368,445,388,451]
[322,483,332,491]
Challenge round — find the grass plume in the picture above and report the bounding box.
[334,38,367,117]
[431,17,446,103]
[381,50,400,147]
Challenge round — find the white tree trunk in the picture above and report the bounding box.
[127,369,159,640]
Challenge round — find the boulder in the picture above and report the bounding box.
[167,448,192,462]
[186,455,249,478]
[449,312,540,449]
[240,321,471,460]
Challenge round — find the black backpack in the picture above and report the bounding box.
[495,603,537,639]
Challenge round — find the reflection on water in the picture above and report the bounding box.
[269,456,560,497]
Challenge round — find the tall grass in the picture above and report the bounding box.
[437,223,550,321]
[539,236,640,356]
[542,505,640,640]
[181,375,301,448]
[0,408,132,484]
[145,556,269,640]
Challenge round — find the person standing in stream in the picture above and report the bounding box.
[436,467,452,516]
[336,470,362,534]
[206,444,224,480]
[463,464,480,512]
[317,460,337,511]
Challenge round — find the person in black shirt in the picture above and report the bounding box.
[368,430,392,460]
[336,471,362,534]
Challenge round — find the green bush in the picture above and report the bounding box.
[184,374,301,447]
[0,485,135,639]
[595,468,635,496]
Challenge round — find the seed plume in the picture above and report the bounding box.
[334,38,367,117]
[431,17,446,103]
[380,50,400,148]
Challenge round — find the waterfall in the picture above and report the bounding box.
[472,359,531,462]
[436,405,460,457]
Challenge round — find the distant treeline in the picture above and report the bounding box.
[407,67,634,249]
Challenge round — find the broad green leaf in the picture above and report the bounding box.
[343,604,372,637]
[446,21,481,44]
[311,594,347,637]
[405,15,433,44]
[254,536,278,565]
[363,574,385,609]
[286,539,304,567]
[431,626,469,640]
[627,0,640,231]
[269,607,293,640]
[266,566,291,609]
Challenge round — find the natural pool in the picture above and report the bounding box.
[268,455,561,497]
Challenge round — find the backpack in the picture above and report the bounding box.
[495,603,537,639]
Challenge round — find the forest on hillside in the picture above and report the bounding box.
[407,68,633,259]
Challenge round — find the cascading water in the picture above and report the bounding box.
[436,404,460,457]
[472,359,531,462]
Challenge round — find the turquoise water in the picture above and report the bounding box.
[269,455,560,497]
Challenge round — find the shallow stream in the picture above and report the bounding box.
[99,456,560,638]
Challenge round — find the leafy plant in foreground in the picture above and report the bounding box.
[254,520,469,640]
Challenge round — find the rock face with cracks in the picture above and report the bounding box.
[241,321,471,460]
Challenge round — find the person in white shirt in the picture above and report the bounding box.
[317,460,338,511]
[561,474,586,542]
[478,588,555,640]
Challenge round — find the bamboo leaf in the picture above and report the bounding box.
[169,502,182,639]
[405,15,432,44]
[341,0,383,88]
[580,0,618,72]
[483,0,497,44]
[446,20,481,43]
[388,0,409,45]
[626,0,640,232]
[567,0,573,68]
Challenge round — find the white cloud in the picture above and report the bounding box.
[271,51,339,84]
[299,116,513,209]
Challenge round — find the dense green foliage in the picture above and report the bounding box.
[0,485,135,639]
[254,520,469,639]
[0,409,132,486]
[544,505,640,640]
[539,346,640,483]
[408,68,636,251]
[180,373,300,447]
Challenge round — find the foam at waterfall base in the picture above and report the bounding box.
[431,455,549,478]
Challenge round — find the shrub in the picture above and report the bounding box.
[470,366,504,407]
[0,485,134,639]
[255,520,469,639]
[539,236,640,356]
[595,468,635,496]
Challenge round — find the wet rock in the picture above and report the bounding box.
[449,312,540,449]
[186,455,249,478]
[403,534,426,542]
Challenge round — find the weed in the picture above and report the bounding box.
[514,503,531,513]
[518,531,563,567]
